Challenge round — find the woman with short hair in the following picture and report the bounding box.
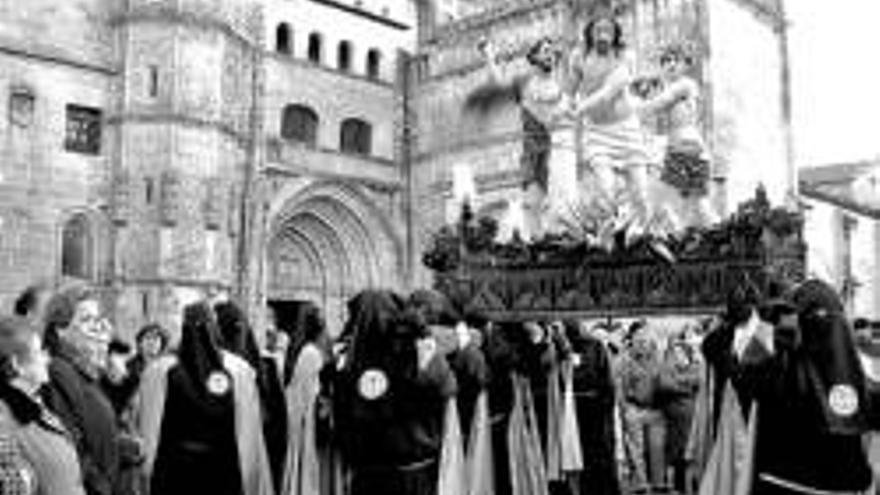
[0,314,86,495]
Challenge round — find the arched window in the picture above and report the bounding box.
[340,118,372,155]
[276,23,292,54]
[281,104,319,146]
[337,41,352,72]
[308,33,323,63]
[366,49,381,79]
[61,214,93,279]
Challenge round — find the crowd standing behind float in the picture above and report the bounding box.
[0,278,878,495]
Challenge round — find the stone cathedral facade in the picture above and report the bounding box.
[0,0,793,340]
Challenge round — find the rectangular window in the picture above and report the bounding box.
[142,292,149,318]
[9,88,35,128]
[64,105,102,155]
[149,65,159,97]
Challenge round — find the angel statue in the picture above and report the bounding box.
[474,36,579,242]
[637,41,719,232]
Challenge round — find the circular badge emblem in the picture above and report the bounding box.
[206,371,231,396]
[358,369,389,401]
[828,384,859,417]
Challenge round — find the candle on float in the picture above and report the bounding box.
[451,162,476,205]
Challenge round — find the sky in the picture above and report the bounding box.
[787,0,880,168]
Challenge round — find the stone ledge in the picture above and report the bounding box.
[110,7,260,48]
[263,162,402,194]
[0,38,118,75]
[107,113,251,145]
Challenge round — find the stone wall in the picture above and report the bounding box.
[804,197,880,319]
[0,0,120,69]
[0,51,116,313]
[262,0,418,81]
[708,0,791,209]
[110,0,262,340]
[264,57,399,159]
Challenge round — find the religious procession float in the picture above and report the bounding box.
[420,0,804,326]
[423,186,805,322]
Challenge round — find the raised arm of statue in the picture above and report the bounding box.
[479,38,529,91]
[638,77,697,115]
[566,47,585,94]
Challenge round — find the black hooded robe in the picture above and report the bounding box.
[751,281,874,495]
[150,303,243,495]
[566,326,621,495]
[215,301,289,493]
[336,291,457,495]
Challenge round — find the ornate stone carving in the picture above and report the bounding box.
[204,177,225,231]
[111,170,132,225]
[159,170,181,227]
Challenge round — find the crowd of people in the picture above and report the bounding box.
[0,278,878,495]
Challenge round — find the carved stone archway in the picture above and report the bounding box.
[266,179,403,335]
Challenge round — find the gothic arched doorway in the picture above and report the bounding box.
[266,180,403,336]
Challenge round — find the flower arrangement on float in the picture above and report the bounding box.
[423,185,804,273]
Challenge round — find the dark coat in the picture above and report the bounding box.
[150,364,243,495]
[568,332,621,495]
[338,354,457,468]
[42,343,120,495]
[751,281,874,493]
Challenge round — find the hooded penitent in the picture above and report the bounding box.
[336,290,413,443]
[790,280,868,434]
[268,300,305,385]
[215,301,289,494]
[336,290,456,495]
[563,319,620,495]
[344,290,416,383]
[137,302,273,495]
[149,302,242,495]
[215,302,262,371]
[178,302,226,390]
[285,302,326,386]
[752,279,873,494]
[281,302,329,495]
[700,276,763,422]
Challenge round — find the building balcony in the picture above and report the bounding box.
[266,137,400,190]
